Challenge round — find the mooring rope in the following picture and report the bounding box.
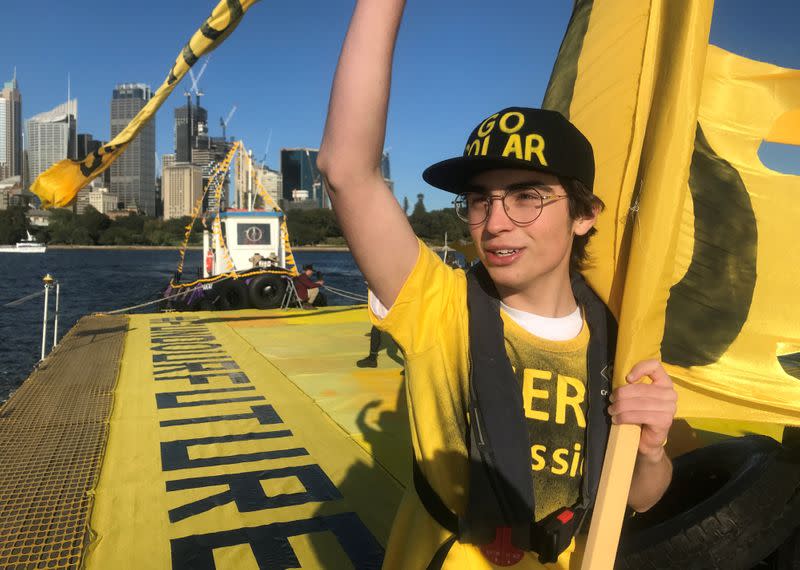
[98,290,188,315]
[323,285,368,303]
[3,289,46,308]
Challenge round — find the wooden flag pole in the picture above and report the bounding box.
[580,424,641,569]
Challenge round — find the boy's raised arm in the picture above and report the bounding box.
[317,0,419,309]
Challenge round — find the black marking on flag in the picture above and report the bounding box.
[661,124,757,367]
[541,0,594,118]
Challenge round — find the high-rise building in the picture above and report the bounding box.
[111,83,155,215]
[256,164,281,208]
[174,100,208,163]
[76,133,101,159]
[0,73,22,181]
[25,99,77,191]
[162,162,203,220]
[280,148,328,208]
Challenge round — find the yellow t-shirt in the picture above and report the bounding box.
[373,242,589,570]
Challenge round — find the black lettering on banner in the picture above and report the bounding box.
[150,321,208,334]
[151,335,217,345]
[160,404,281,427]
[161,431,308,471]
[156,386,263,409]
[153,359,238,376]
[152,316,191,324]
[151,328,210,337]
[152,353,227,364]
[151,343,223,352]
[166,464,342,522]
[170,512,384,570]
[155,370,249,385]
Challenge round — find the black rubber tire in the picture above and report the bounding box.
[171,291,192,312]
[188,294,215,312]
[760,526,800,569]
[617,435,800,570]
[211,279,249,311]
[247,274,287,309]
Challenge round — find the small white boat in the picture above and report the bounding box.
[0,231,46,253]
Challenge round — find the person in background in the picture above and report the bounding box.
[248,252,264,268]
[293,264,324,310]
[356,325,383,368]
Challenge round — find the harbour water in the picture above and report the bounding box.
[0,248,366,401]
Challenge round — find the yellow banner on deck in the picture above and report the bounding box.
[30,0,259,209]
[87,310,404,569]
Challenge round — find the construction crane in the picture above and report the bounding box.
[188,57,209,108]
[220,105,237,141]
[181,57,210,160]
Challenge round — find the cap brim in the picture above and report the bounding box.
[422,155,560,194]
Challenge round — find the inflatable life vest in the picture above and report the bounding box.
[413,264,616,567]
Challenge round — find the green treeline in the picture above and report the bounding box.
[2,194,468,247]
[0,206,29,244]
[2,206,204,246]
[286,194,469,245]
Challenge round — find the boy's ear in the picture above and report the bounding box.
[573,205,599,237]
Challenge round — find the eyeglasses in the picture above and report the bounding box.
[453,185,569,225]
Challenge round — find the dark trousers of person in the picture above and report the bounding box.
[368,325,381,355]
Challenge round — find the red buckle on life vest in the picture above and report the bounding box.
[479,526,524,566]
[556,509,574,525]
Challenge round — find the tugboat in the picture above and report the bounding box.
[163,141,301,311]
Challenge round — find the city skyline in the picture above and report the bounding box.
[2,1,798,211]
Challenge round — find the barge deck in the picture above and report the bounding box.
[0,307,406,569]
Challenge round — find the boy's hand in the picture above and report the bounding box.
[608,359,677,460]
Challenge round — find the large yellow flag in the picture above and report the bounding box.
[544,0,800,426]
[663,46,800,423]
[30,0,259,209]
[542,1,799,567]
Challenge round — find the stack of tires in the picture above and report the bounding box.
[208,274,287,311]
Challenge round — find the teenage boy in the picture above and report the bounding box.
[317,1,677,568]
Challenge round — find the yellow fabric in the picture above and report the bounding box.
[544,3,798,565]
[554,0,799,424]
[375,242,596,570]
[30,0,258,208]
[87,309,403,569]
[663,46,800,422]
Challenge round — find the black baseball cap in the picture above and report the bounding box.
[303,264,315,271]
[422,107,595,193]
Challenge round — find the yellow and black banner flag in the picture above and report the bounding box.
[542,1,799,566]
[30,0,259,209]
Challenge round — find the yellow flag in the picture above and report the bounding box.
[30,0,259,209]
[543,2,799,567]
[543,0,715,394]
[663,46,800,423]
[543,2,713,567]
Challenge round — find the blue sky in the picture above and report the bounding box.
[1,0,798,211]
